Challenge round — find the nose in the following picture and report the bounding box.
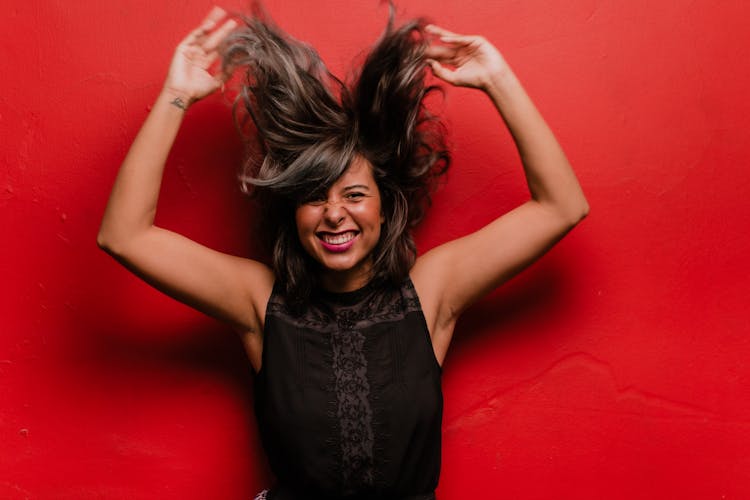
[322,199,346,227]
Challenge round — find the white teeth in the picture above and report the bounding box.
[322,232,356,245]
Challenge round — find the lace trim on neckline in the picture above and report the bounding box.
[316,279,380,306]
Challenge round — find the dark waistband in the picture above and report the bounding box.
[268,484,435,500]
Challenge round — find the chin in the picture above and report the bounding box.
[320,256,367,274]
[314,251,374,282]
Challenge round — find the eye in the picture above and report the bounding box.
[345,192,365,201]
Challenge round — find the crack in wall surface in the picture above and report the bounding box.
[445,351,728,431]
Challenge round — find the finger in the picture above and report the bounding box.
[204,47,232,79]
[200,6,227,29]
[182,6,227,45]
[426,30,475,52]
[202,18,238,52]
[424,44,456,61]
[426,59,457,85]
[214,70,229,87]
[425,24,460,38]
[437,34,477,47]
[203,49,220,68]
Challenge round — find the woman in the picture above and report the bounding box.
[97,4,588,499]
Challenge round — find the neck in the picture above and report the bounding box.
[319,267,373,293]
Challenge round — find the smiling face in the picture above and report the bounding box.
[295,155,385,292]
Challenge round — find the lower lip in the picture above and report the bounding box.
[319,234,358,253]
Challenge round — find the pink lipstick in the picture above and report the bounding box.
[318,231,358,253]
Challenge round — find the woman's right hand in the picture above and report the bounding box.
[163,6,237,107]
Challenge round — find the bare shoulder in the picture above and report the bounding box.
[233,258,274,374]
[410,251,456,367]
[410,252,446,328]
[235,257,275,330]
[410,241,457,322]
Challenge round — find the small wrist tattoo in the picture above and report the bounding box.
[169,97,188,110]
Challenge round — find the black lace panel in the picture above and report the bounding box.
[331,326,374,490]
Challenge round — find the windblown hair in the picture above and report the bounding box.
[222,1,450,306]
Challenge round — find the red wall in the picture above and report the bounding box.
[3,0,749,498]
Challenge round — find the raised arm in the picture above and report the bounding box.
[97,7,272,369]
[412,25,589,365]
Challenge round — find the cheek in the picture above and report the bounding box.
[294,209,319,256]
[353,201,383,226]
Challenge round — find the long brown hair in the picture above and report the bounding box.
[222,1,450,306]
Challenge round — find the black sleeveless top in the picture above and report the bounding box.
[254,277,443,499]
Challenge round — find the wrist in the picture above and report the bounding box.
[160,86,194,111]
[483,67,519,97]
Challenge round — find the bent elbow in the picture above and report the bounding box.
[576,200,590,223]
[96,228,127,257]
[96,230,108,250]
[555,199,589,229]
[97,225,153,258]
[96,230,117,255]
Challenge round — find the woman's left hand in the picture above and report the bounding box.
[424,25,508,91]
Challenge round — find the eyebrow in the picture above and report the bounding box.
[342,184,371,191]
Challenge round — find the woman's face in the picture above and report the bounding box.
[295,156,385,291]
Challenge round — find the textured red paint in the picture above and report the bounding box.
[2,0,749,498]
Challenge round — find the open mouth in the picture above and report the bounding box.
[317,230,359,252]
